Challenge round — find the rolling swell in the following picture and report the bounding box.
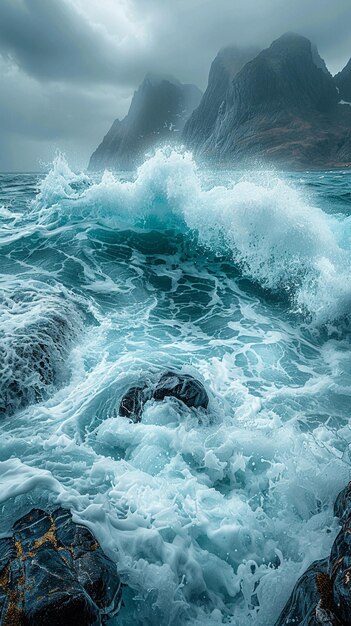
[0,280,82,416]
[32,148,351,326]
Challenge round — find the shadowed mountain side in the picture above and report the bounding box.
[335,57,351,102]
[182,45,260,149]
[184,33,351,169]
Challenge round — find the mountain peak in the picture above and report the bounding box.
[183,44,260,148]
[88,76,202,171]
[183,32,348,168]
[142,73,182,88]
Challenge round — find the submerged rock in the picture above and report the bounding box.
[0,507,121,626]
[119,370,209,422]
[276,483,351,625]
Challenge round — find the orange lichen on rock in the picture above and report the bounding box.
[316,572,335,613]
[32,514,59,552]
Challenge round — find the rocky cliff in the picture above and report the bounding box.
[88,75,202,171]
[335,58,351,102]
[184,33,351,169]
[182,45,260,150]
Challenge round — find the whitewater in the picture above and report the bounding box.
[0,147,351,625]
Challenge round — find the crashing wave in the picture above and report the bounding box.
[31,148,351,326]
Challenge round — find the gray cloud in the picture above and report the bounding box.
[0,0,350,170]
[0,0,152,86]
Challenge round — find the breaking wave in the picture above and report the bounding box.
[32,148,351,325]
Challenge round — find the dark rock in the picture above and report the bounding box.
[329,483,351,624]
[274,559,329,626]
[276,483,351,626]
[0,508,121,626]
[118,371,209,422]
[153,371,209,410]
[334,482,351,521]
[118,384,152,423]
[88,74,202,171]
[335,59,351,102]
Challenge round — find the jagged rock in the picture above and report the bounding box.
[118,384,152,423]
[153,371,209,410]
[276,482,351,626]
[335,59,351,102]
[0,508,121,626]
[119,371,209,422]
[334,483,351,521]
[275,559,329,626]
[329,483,351,624]
[88,74,202,171]
[184,33,351,169]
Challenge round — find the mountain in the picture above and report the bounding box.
[183,33,351,169]
[88,75,202,171]
[183,45,260,150]
[335,58,351,102]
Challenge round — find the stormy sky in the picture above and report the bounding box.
[0,0,350,171]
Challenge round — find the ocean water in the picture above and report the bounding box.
[0,147,351,625]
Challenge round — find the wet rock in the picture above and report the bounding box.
[153,371,209,410]
[119,371,209,422]
[118,384,152,422]
[329,483,351,624]
[275,559,328,626]
[333,482,351,521]
[276,483,351,626]
[0,507,121,626]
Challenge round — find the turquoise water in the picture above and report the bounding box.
[0,148,351,624]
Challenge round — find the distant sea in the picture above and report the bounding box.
[0,148,351,625]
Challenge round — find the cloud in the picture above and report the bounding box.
[0,0,151,85]
[0,58,132,170]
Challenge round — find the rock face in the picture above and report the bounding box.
[88,75,202,171]
[119,384,151,423]
[119,371,209,422]
[275,559,330,626]
[335,58,351,102]
[0,507,121,625]
[153,371,209,410]
[183,33,351,169]
[183,45,260,151]
[275,482,351,625]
